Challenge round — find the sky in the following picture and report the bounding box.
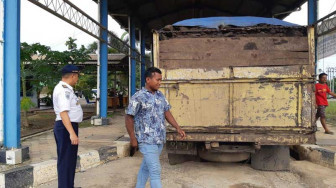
[21,0,336,71]
[21,0,126,51]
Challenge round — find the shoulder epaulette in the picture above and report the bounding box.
[62,85,68,88]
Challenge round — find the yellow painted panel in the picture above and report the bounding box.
[160,66,311,81]
[161,68,231,80]
[233,83,298,127]
[233,66,311,79]
[302,84,313,128]
[162,84,229,127]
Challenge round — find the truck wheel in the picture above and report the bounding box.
[251,145,289,171]
[168,154,198,165]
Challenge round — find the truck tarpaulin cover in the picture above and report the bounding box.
[173,16,299,28]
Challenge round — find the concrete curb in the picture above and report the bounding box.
[31,160,57,187]
[0,142,131,188]
[0,146,30,165]
[291,144,336,169]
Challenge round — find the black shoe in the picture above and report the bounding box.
[325,131,334,135]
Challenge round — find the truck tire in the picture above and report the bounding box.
[251,145,290,171]
[168,154,198,165]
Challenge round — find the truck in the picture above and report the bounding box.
[153,17,316,171]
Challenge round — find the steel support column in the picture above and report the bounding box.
[308,0,318,25]
[308,0,318,75]
[140,30,146,88]
[129,17,136,96]
[99,0,108,118]
[4,0,21,148]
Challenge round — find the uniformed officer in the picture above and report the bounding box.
[53,64,83,188]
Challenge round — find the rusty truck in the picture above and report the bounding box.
[153,17,316,171]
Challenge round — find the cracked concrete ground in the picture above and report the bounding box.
[38,148,336,188]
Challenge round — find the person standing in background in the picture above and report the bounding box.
[316,73,336,135]
[53,64,83,188]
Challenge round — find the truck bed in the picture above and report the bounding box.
[154,25,316,145]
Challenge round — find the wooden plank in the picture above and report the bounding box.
[160,37,308,52]
[153,32,160,67]
[233,66,312,79]
[159,54,309,68]
[159,37,309,69]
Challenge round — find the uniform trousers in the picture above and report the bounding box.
[54,120,79,188]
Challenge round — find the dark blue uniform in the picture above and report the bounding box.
[53,65,82,188]
[54,121,79,188]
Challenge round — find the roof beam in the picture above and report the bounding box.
[257,0,274,17]
[143,3,237,24]
[234,0,245,13]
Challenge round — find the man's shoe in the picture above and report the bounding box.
[325,131,334,135]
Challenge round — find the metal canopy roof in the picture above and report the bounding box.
[97,0,307,42]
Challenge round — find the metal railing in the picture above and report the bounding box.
[326,67,336,93]
[27,0,142,62]
[316,10,336,37]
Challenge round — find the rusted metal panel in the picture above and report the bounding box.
[166,126,314,134]
[162,83,230,127]
[232,82,299,127]
[233,66,312,79]
[161,68,231,80]
[161,82,312,128]
[166,133,316,145]
[302,84,314,128]
[161,66,313,81]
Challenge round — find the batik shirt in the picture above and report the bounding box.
[126,88,171,144]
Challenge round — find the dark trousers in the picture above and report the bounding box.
[54,120,79,188]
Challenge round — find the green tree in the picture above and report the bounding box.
[65,37,77,51]
[20,38,92,127]
[87,41,98,53]
[20,42,51,127]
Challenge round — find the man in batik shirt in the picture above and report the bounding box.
[125,67,186,188]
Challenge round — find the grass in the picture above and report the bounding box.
[107,112,114,118]
[25,112,97,129]
[107,110,122,118]
[79,111,118,128]
[26,113,55,128]
[22,109,124,130]
[326,101,336,126]
[79,119,92,128]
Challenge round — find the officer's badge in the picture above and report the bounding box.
[65,91,70,99]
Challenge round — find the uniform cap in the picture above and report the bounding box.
[61,64,79,75]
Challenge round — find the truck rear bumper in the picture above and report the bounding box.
[166,132,316,145]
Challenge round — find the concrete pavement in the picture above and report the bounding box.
[0,109,131,187]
